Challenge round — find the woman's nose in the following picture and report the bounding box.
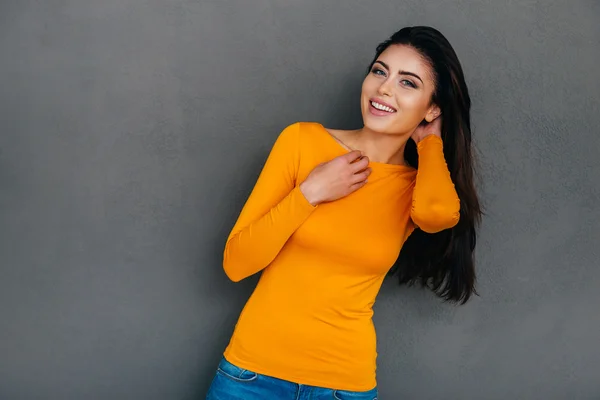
[377,79,393,97]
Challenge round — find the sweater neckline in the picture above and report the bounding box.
[315,123,417,172]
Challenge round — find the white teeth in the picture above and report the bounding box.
[371,101,395,113]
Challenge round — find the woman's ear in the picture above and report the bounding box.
[425,105,442,123]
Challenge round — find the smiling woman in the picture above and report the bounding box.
[363,46,440,138]
[205,26,482,400]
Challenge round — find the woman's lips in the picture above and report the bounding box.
[368,99,397,116]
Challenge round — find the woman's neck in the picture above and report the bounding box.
[351,126,410,166]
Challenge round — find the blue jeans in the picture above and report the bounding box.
[205,357,378,400]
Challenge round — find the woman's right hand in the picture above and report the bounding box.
[299,151,371,206]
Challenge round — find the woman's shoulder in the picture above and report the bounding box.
[280,121,324,134]
[282,121,357,142]
[272,121,346,164]
[276,121,329,145]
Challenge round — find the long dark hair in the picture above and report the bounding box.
[369,26,482,304]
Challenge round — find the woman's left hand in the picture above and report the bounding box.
[411,115,442,144]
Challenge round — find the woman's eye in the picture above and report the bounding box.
[372,68,386,76]
[401,79,416,88]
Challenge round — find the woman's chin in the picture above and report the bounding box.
[363,116,394,133]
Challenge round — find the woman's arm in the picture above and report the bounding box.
[222,123,316,282]
[410,134,461,233]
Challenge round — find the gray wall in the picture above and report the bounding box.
[1,0,598,399]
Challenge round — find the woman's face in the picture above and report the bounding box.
[361,44,440,135]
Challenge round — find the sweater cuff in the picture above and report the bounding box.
[292,185,318,213]
[416,134,443,151]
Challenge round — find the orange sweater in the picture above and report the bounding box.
[222,122,460,391]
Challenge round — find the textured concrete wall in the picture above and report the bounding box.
[1,1,598,398]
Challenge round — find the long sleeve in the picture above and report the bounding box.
[410,134,461,233]
[222,123,317,282]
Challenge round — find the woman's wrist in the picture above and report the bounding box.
[299,181,321,206]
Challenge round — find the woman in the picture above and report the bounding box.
[206,26,482,399]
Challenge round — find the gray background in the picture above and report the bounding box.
[1,0,599,399]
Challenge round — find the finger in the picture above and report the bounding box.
[349,156,369,173]
[341,150,363,163]
[350,179,368,191]
[351,168,371,183]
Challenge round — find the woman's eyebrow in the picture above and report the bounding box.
[374,60,423,84]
